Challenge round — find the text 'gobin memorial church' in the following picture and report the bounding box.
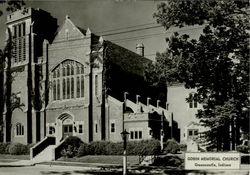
[2,7,201,147]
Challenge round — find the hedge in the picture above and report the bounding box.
[0,142,10,154]
[77,139,160,157]
[8,143,29,155]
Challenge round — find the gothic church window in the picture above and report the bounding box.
[52,60,84,101]
[15,123,24,136]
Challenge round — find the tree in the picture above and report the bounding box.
[0,0,25,141]
[151,0,249,151]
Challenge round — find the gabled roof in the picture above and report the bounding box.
[77,26,86,35]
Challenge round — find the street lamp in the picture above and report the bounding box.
[121,129,129,175]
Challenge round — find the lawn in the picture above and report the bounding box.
[58,155,140,165]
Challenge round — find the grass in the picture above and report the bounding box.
[0,154,30,162]
[58,155,140,165]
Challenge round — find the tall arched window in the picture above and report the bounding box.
[51,60,85,101]
[16,123,24,136]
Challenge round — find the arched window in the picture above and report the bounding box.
[51,60,84,101]
[16,123,24,136]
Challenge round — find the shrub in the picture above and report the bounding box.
[107,142,123,155]
[164,139,180,154]
[77,143,91,157]
[60,136,83,158]
[8,143,28,155]
[236,145,250,153]
[127,139,160,156]
[179,143,187,152]
[61,145,78,158]
[89,141,111,155]
[0,142,10,154]
[139,139,161,155]
[63,136,83,148]
[153,155,184,167]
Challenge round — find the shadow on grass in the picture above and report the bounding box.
[40,171,72,175]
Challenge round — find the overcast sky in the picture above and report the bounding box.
[0,0,202,60]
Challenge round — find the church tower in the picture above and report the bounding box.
[3,8,57,144]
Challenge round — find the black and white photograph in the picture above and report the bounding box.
[0,0,249,174]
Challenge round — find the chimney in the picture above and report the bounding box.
[136,43,144,56]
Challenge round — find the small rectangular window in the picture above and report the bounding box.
[194,130,198,135]
[139,131,142,139]
[135,131,138,139]
[49,126,55,135]
[95,124,98,133]
[189,102,193,108]
[64,126,68,133]
[69,125,73,132]
[130,131,134,139]
[188,130,193,136]
[79,124,83,133]
[111,123,115,133]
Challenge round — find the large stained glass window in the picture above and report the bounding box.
[52,60,84,101]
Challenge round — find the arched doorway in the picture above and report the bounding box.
[58,113,74,138]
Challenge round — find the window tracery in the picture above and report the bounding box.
[52,60,84,101]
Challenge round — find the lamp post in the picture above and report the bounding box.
[121,129,129,175]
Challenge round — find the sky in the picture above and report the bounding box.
[0,0,203,60]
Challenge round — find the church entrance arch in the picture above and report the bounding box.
[57,113,74,139]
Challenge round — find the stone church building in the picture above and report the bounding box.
[3,7,182,145]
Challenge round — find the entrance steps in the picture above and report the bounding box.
[31,145,56,163]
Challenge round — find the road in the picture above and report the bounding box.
[0,164,249,175]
